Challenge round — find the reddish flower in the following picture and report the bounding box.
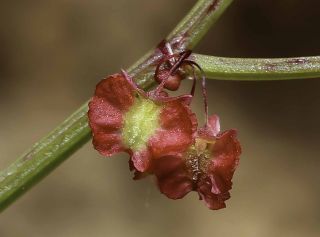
[88,72,197,172]
[152,115,241,210]
[88,43,241,210]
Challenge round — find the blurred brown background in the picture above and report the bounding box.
[1,0,320,236]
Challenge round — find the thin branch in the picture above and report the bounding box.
[0,0,234,212]
[193,54,320,80]
[168,0,234,50]
[129,0,234,85]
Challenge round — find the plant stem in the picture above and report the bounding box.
[193,54,320,80]
[129,0,234,84]
[0,0,234,212]
[0,105,91,211]
[168,0,234,50]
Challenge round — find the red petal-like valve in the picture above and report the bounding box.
[88,74,136,157]
[153,155,193,199]
[148,98,197,159]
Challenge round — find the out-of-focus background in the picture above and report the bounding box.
[1,0,320,236]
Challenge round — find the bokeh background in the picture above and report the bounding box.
[1,0,320,236]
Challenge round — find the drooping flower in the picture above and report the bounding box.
[88,72,197,173]
[151,115,241,210]
[88,44,242,210]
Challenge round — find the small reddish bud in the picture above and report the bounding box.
[155,67,183,91]
[155,41,191,91]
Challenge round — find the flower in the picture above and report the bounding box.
[151,115,241,210]
[88,72,197,173]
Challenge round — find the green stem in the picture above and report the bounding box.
[0,105,91,210]
[168,0,234,50]
[193,54,320,80]
[0,0,234,212]
[129,0,234,84]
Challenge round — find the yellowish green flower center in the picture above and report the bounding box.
[122,96,162,151]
